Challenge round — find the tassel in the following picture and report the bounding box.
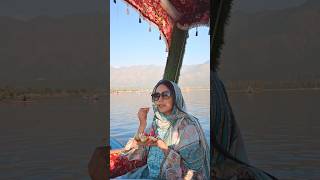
[114,0,116,4]
[126,7,129,15]
[139,17,141,23]
[159,34,161,40]
[195,27,198,36]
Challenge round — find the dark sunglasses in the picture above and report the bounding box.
[151,91,171,101]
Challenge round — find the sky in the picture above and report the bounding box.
[110,1,210,67]
[0,0,306,67]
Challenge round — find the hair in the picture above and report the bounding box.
[152,79,176,105]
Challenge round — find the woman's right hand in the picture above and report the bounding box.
[131,139,139,149]
[137,107,149,127]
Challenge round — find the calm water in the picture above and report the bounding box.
[0,97,107,180]
[1,91,319,179]
[229,90,320,180]
[110,90,210,145]
[111,90,320,180]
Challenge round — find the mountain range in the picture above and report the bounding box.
[0,0,319,89]
[0,0,306,18]
[110,62,210,89]
[219,0,320,81]
[0,13,108,89]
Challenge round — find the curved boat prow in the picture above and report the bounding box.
[110,137,123,149]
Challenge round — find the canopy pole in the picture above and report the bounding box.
[163,25,188,83]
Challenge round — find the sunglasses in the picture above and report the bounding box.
[151,91,171,101]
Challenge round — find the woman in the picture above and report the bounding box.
[117,79,210,179]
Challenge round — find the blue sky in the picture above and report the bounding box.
[110,1,209,67]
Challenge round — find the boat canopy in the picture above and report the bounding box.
[114,0,210,82]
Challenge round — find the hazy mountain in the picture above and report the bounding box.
[110,62,210,89]
[0,13,107,89]
[110,65,164,89]
[233,0,306,13]
[219,0,320,81]
[0,0,306,19]
[0,0,105,20]
[1,0,319,89]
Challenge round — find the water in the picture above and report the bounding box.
[110,90,210,145]
[228,90,320,180]
[0,97,107,180]
[111,90,320,180]
[1,90,319,179]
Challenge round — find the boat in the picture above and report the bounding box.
[89,0,210,179]
[110,137,123,149]
[247,85,254,94]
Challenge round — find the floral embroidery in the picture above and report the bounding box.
[122,0,173,47]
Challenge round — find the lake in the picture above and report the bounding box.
[110,90,210,145]
[0,97,107,180]
[1,90,319,179]
[229,90,320,179]
[111,90,320,180]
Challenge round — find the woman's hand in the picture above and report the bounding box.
[130,139,139,149]
[157,139,169,155]
[137,108,149,132]
[145,139,169,156]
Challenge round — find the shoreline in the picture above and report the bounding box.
[110,87,320,95]
[1,87,319,102]
[110,87,210,94]
[227,87,320,94]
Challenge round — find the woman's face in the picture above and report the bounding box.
[154,84,174,115]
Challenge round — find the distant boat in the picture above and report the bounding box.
[246,86,254,94]
[11,100,33,104]
[16,95,33,103]
[93,94,99,101]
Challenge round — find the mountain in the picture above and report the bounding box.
[233,0,306,13]
[110,65,164,89]
[0,0,104,19]
[110,62,210,89]
[0,0,306,18]
[0,13,108,89]
[219,0,320,81]
[0,0,319,89]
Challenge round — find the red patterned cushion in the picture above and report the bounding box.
[110,152,147,178]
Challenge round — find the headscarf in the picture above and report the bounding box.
[151,79,210,179]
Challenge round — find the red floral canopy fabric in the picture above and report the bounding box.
[120,0,210,48]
